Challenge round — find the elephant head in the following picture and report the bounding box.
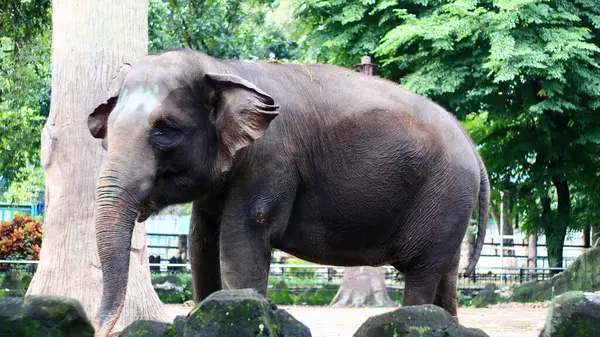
[88,51,279,335]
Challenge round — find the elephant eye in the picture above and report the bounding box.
[151,126,183,149]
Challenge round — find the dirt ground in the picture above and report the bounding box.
[164,302,549,337]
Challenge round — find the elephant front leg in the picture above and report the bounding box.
[219,221,272,296]
[189,201,222,302]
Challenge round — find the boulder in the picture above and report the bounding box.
[511,246,600,303]
[539,291,600,337]
[151,275,183,287]
[353,304,489,337]
[0,295,94,336]
[184,288,311,337]
[118,320,174,337]
[172,315,186,336]
[471,283,502,308]
[152,275,185,303]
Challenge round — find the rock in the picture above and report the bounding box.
[118,320,175,337]
[539,291,600,337]
[268,280,294,305]
[352,304,489,337]
[471,283,502,308]
[0,295,94,336]
[172,315,186,336]
[152,275,185,304]
[151,275,182,287]
[184,288,311,337]
[0,270,26,297]
[511,246,600,303]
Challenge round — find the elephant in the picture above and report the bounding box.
[88,48,489,335]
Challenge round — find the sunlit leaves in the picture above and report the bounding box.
[148,0,298,61]
[0,4,50,193]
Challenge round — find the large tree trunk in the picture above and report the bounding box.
[527,234,537,273]
[583,225,591,248]
[26,0,169,334]
[544,177,570,274]
[330,266,396,308]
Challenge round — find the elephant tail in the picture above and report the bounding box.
[463,153,490,277]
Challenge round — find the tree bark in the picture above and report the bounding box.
[26,0,169,333]
[330,266,397,308]
[527,234,537,273]
[545,177,570,274]
[583,225,591,248]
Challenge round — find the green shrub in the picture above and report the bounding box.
[267,280,294,305]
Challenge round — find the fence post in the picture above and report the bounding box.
[353,56,380,76]
[519,267,524,284]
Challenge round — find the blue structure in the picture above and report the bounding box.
[0,202,39,221]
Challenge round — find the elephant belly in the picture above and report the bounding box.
[272,184,412,267]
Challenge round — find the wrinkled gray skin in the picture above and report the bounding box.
[88,49,489,335]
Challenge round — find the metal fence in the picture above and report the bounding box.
[0,259,566,298]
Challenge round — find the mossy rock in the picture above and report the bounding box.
[564,248,600,292]
[267,281,294,305]
[471,283,502,308]
[511,246,600,303]
[0,295,94,336]
[184,288,311,337]
[539,291,600,337]
[353,304,489,337]
[172,315,186,336]
[152,275,182,287]
[153,275,186,304]
[119,320,179,337]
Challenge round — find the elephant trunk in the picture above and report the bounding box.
[93,167,149,335]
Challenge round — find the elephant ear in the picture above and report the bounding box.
[88,63,131,147]
[204,73,280,173]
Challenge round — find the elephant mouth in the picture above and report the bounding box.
[137,200,159,222]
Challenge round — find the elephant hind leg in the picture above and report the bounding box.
[433,252,460,318]
[398,266,442,309]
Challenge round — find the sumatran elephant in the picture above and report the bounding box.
[88,49,489,335]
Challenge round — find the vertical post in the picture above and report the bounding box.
[500,191,504,275]
[354,56,380,76]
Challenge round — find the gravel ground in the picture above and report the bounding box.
[164,303,549,337]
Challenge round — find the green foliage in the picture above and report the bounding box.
[0,1,51,193]
[149,0,298,60]
[294,0,600,267]
[267,280,295,305]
